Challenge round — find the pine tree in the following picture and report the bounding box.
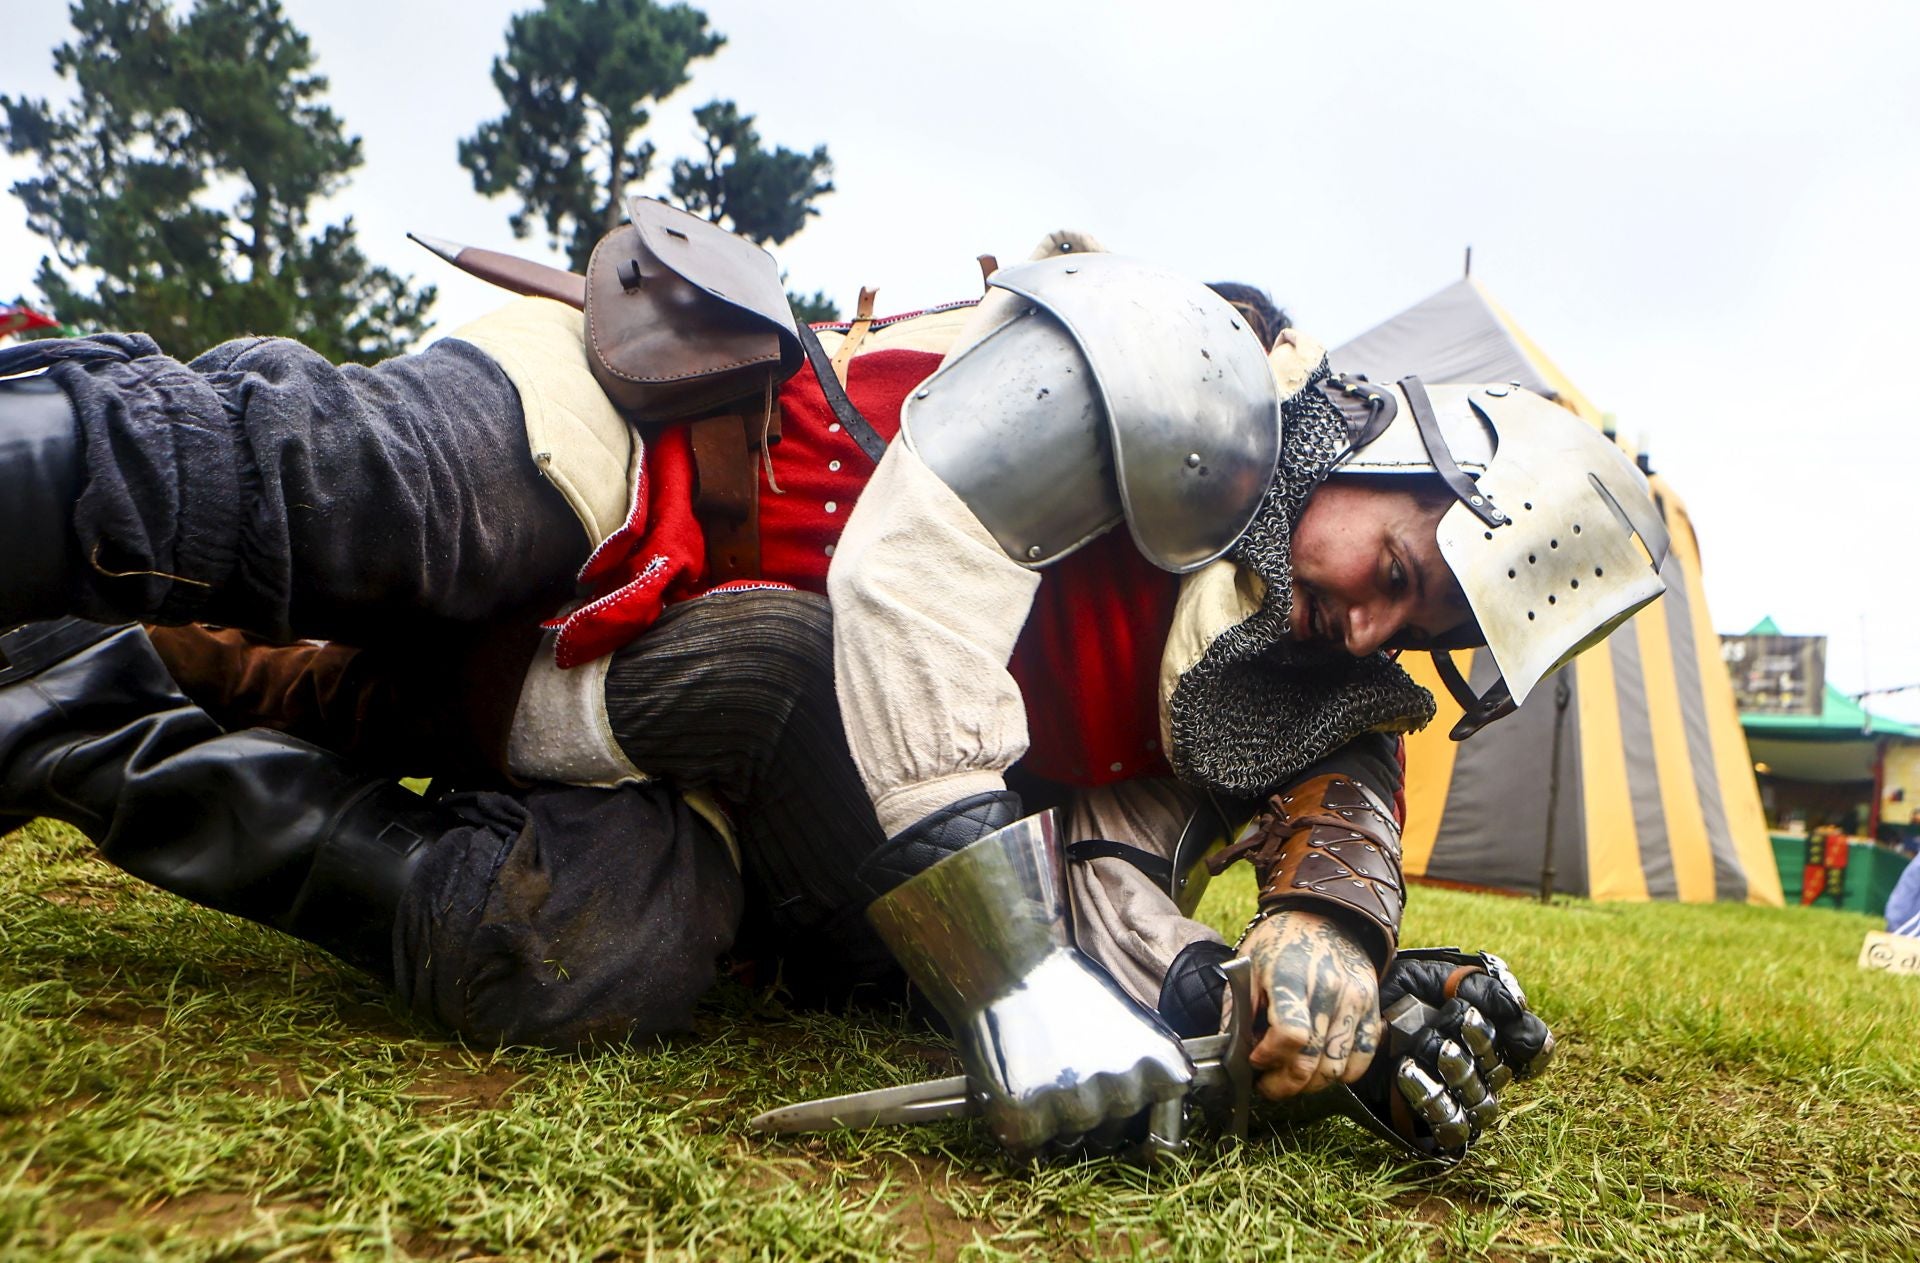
[460,0,836,317]
[1,0,434,362]
[669,100,833,248]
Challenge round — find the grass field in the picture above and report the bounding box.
[2,816,1917,1262]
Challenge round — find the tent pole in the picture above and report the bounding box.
[1540,674,1573,903]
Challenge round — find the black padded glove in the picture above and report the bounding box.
[1345,947,1556,1161]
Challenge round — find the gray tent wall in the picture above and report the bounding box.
[1329,277,1781,904]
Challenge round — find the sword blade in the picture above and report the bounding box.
[750,959,1262,1140]
[748,1074,973,1134]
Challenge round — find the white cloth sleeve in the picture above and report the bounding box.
[826,442,1042,835]
[1061,778,1227,1009]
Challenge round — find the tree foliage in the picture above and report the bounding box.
[669,100,833,247]
[461,0,836,316]
[1,0,434,362]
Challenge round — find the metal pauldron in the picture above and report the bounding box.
[1207,774,1404,971]
[903,253,1281,575]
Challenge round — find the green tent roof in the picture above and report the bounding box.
[1736,617,1920,739]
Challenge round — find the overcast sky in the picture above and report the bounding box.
[5,1,1919,717]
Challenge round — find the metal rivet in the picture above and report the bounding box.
[1470,495,1484,505]
[828,423,841,433]
[824,544,836,558]
[914,389,930,399]
[1109,761,1122,772]
[1487,385,1509,397]
[828,459,841,472]
[825,501,838,514]
[1186,452,1202,467]
[1026,544,1043,560]
[1063,265,1079,274]
[1058,241,1074,252]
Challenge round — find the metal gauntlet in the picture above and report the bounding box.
[866,812,1194,1153]
[1207,774,1404,972]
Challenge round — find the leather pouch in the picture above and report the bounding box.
[585,197,803,425]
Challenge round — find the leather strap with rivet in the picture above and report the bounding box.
[1205,773,1404,974]
[795,320,886,463]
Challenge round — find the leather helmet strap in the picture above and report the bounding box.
[1400,375,1507,529]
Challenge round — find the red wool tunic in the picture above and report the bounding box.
[548,341,1179,789]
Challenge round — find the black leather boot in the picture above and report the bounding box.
[0,376,81,625]
[0,618,447,980]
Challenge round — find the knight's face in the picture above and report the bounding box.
[1287,477,1472,657]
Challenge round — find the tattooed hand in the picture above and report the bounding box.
[1240,909,1383,1099]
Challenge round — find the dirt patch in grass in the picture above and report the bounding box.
[142,1189,265,1233]
[38,887,120,911]
[29,1179,318,1238]
[236,1051,311,1100]
[855,1151,986,1262]
[407,1061,526,1111]
[76,999,176,1031]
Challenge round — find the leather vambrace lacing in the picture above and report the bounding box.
[1205,773,1405,974]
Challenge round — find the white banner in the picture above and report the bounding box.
[1858,931,1920,976]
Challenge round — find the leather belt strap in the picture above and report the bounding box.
[1064,838,1175,889]
[796,320,887,463]
[1401,375,1506,528]
[690,411,762,583]
[827,287,878,386]
[689,302,890,583]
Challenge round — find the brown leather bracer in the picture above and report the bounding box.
[1206,773,1405,973]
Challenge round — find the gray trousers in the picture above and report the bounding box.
[26,331,897,1044]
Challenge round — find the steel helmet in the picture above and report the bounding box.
[1325,374,1670,737]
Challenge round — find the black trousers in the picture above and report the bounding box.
[393,779,746,1048]
[24,331,899,1042]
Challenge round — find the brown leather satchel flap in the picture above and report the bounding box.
[585,197,803,424]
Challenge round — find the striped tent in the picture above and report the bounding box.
[1332,279,1781,904]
